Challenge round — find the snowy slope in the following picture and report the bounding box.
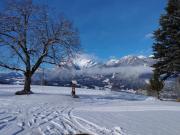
[0,85,180,135]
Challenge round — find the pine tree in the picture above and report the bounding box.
[149,71,164,99]
[153,0,180,79]
[152,0,180,98]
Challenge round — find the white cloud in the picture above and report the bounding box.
[145,33,153,39]
[149,54,154,58]
[74,66,152,79]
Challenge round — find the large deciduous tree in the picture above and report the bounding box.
[152,0,180,97]
[0,0,80,95]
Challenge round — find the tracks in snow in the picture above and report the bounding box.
[0,103,124,135]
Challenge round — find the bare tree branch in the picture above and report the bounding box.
[0,62,25,72]
[0,0,80,93]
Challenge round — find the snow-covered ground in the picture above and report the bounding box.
[0,85,180,135]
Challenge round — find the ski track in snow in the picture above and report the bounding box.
[0,102,124,135]
[1,85,180,135]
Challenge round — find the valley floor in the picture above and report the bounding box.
[0,85,180,135]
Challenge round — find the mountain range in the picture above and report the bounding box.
[33,54,155,90]
[0,54,155,90]
[59,54,154,70]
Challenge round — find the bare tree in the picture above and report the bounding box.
[0,0,80,95]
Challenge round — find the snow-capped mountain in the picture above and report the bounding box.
[59,54,99,70]
[59,54,155,70]
[73,55,98,69]
[118,55,154,66]
[105,55,155,67]
[106,59,119,66]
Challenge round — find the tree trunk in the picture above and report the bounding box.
[15,72,33,95]
[23,74,32,93]
[157,91,160,99]
[176,75,180,98]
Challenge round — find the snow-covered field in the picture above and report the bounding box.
[0,85,180,135]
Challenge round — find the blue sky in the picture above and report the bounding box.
[5,0,168,60]
[40,0,168,60]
